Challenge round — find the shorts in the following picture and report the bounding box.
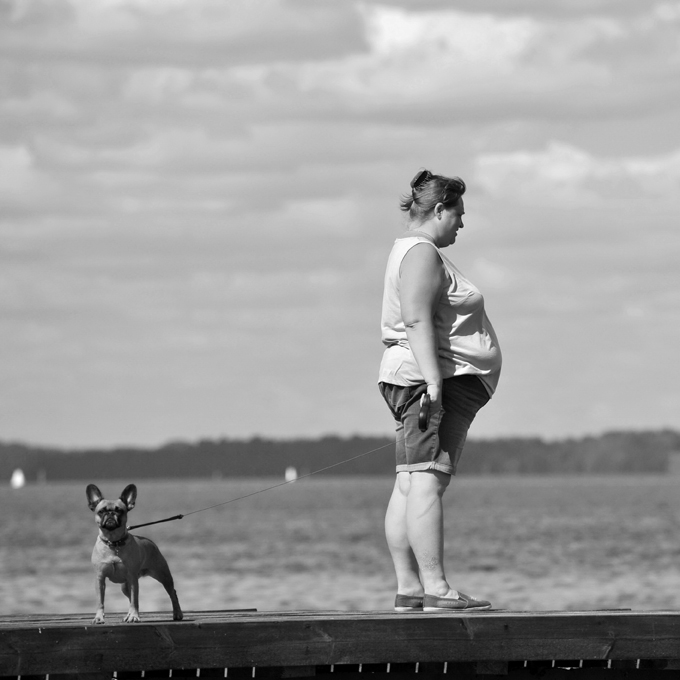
[378,375,490,476]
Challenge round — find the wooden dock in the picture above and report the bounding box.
[2,609,680,680]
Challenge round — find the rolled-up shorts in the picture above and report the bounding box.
[378,374,490,476]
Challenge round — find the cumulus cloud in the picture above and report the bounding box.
[0,145,34,194]
[0,0,366,67]
[474,142,680,204]
[2,1,679,145]
[2,0,680,445]
[383,0,651,17]
[239,4,680,122]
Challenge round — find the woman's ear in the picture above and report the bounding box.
[434,202,445,219]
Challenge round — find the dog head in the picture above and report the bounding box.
[86,484,137,533]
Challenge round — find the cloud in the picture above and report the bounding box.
[7,0,679,146]
[2,0,680,446]
[381,0,653,17]
[474,141,680,204]
[239,4,680,123]
[0,144,74,214]
[0,145,34,194]
[0,0,366,67]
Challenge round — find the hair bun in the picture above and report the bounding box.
[410,169,431,189]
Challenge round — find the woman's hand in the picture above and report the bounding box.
[418,382,442,432]
[426,382,442,412]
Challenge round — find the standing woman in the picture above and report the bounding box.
[378,169,502,611]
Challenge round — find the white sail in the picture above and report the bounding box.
[10,468,26,489]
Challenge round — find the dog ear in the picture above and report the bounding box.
[86,484,103,512]
[120,484,137,511]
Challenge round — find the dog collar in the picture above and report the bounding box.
[100,534,129,549]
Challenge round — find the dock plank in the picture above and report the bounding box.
[1,610,680,677]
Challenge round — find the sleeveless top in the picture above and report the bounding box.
[379,236,502,395]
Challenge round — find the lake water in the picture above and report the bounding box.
[2,475,680,616]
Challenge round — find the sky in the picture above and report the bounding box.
[2,0,680,449]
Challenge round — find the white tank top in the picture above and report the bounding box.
[378,236,502,395]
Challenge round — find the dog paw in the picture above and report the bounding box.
[123,613,141,623]
[92,615,105,625]
[173,610,184,621]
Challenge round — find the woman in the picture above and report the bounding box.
[378,169,502,611]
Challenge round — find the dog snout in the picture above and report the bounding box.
[102,513,120,528]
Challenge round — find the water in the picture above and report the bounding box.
[2,475,680,616]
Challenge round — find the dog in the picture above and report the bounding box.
[86,483,183,624]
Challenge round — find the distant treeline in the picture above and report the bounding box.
[1,430,679,482]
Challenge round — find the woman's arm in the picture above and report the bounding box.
[399,243,446,406]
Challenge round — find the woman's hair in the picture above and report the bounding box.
[400,169,466,222]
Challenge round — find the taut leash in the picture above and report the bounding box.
[127,438,396,531]
[128,514,184,530]
[129,397,438,532]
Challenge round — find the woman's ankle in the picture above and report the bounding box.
[422,580,458,598]
[398,586,425,597]
[396,578,424,597]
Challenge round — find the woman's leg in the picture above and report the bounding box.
[385,472,423,596]
[406,469,458,598]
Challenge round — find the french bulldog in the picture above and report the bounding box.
[86,483,183,624]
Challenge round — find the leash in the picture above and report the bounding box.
[127,439,395,530]
[128,400,434,532]
[128,514,186,530]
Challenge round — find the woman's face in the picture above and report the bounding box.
[440,198,465,246]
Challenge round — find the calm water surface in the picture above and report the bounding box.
[2,475,680,615]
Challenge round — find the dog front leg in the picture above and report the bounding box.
[93,576,106,624]
[123,577,141,623]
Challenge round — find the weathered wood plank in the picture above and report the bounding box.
[0,610,256,629]
[1,611,680,677]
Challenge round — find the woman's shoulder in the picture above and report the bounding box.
[398,237,445,277]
